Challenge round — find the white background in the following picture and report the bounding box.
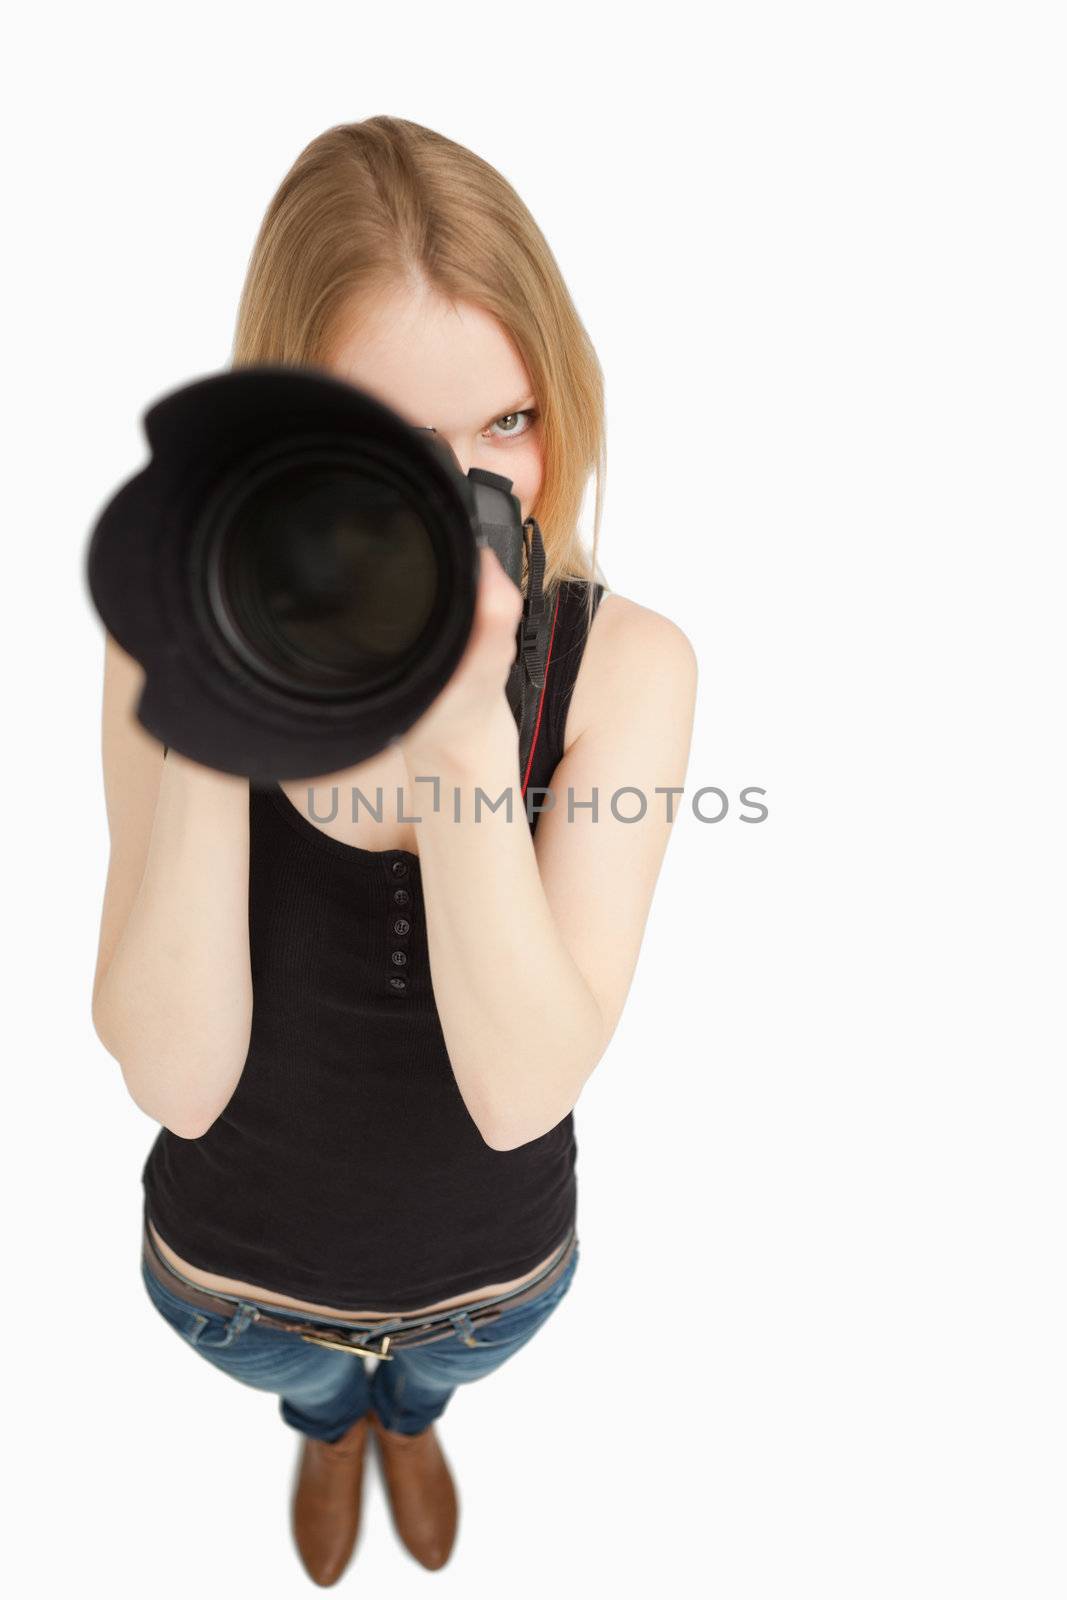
[5,3,1064,1596]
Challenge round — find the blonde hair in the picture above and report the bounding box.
[231,116,607,621]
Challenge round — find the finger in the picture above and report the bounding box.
[470,547,521,639]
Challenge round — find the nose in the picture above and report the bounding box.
[441,436,472,477]
[414,425,472,478]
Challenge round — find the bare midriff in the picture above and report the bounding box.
[147,1217,562,1321]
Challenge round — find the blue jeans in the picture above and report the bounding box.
[140,1240,580,1441]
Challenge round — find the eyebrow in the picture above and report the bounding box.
[488,395,537,422]
[415,396,538,432]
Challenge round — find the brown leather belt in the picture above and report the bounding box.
[141,1208,577,1359]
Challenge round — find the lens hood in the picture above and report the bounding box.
[86,365,487,780]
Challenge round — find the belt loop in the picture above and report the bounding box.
[449,1308,479,1347]
[232,1303,258,1335]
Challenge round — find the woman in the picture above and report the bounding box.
[91,116,697,1585]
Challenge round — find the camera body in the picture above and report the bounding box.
[86,365,552,782]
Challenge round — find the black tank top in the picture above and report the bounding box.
[141,577,606,1310]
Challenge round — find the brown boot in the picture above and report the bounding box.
[291,1413,371,1586]
[368,1409,459,1570]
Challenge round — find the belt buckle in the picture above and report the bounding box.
[298,1328,394,1360]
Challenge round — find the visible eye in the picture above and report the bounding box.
[483,408,539,442]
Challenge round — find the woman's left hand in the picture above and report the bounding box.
[397,544,524,768]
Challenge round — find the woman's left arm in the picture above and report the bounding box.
[400,552,698,1151]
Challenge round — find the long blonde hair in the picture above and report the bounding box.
[231,116,607,619]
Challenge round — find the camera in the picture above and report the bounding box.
[85,364,552,781]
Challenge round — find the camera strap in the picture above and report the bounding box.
[505,517,558,797]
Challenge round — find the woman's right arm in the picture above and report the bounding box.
[90,631,254,1139]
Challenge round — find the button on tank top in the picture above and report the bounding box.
[141,578,606,1311]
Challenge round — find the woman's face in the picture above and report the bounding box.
[323,283,544,522]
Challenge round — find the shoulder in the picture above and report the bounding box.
[560,586,698,754]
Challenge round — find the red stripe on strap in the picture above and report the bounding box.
[520,588,561,799]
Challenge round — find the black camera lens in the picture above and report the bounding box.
[85,365,539,780]
[198,439,442,699]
